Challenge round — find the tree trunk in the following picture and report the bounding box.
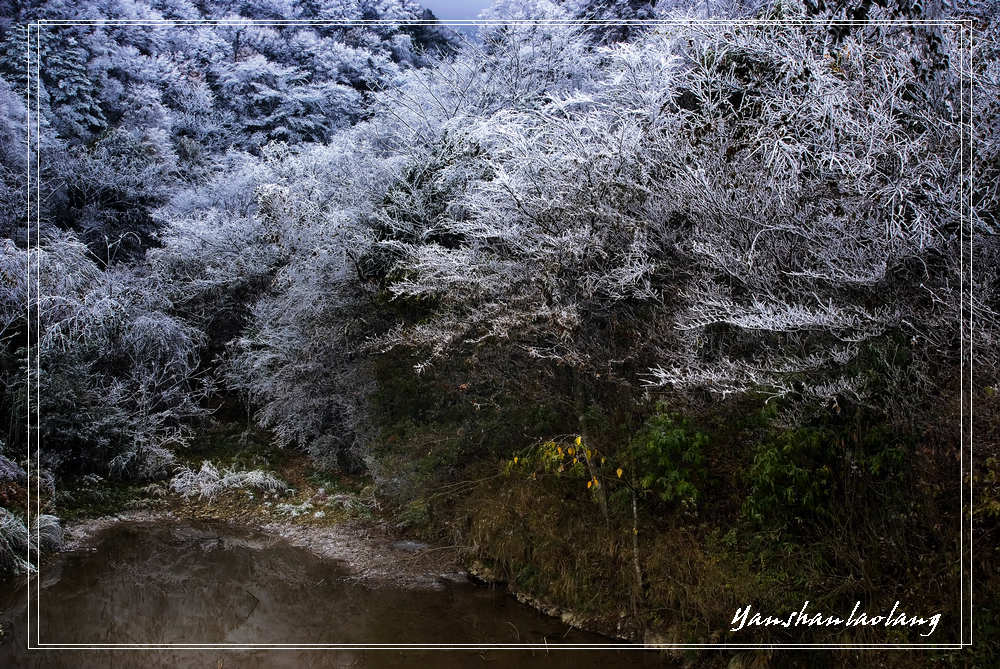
[630,486,644,633]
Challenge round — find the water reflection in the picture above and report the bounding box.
[0,521,668,667]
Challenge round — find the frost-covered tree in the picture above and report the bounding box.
[0,0,454,261]
[153,129,402,468]
[0,76,28,241]
[56,127,179,259]
[354,6,998,430]
[212,53,361,146]
[3,0,993,488]
[218,135,402,468]
[638,17,997,410]
[0,235,208,478]
[151,150,283,354]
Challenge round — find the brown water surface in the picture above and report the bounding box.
[0,520,666,668]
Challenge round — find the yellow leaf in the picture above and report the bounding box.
[557,447,563,455]
[575,436,582,446]
[601,457,606,464]
[513,457,518,464]
[587,480,592,489]
[617,468,623,478]
[594,479,600,488]
[568,447,574,455]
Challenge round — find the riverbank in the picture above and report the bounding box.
[12,398,987,668]
[40,424,632,645]
[62,509,466,590]
[50,425,466,589]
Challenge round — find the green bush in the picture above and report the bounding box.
[743,426,835,528]
[629,409,707,507]
[743,416,909,530]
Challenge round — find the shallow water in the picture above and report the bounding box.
[0,521,666,668]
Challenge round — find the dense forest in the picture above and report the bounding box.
[1,0,998,664]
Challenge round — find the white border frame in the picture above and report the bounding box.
[22,15,975,652]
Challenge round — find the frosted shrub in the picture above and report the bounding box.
[0,454,25,483]
[0,509,62,578]
[169,461,287,501]
[0,508,31,577]
[31,514,64,553]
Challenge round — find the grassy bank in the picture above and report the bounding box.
[367,355,997,666]
[45,421,376,534]
[7,374,994,666]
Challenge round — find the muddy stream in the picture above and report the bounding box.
[0,520,665,667]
